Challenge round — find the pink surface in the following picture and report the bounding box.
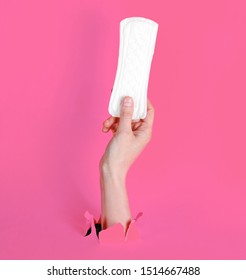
[81,211,141,243]
[0,0,246,259]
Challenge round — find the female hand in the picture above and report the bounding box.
[100,96,155,177]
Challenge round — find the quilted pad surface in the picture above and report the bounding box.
[109,17,158,120]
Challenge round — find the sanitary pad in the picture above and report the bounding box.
[109,17,158,120]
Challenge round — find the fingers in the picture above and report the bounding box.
[143,98,155,128]
[102,97,153,133]
[118,96,134,133]
[102,116,117,133]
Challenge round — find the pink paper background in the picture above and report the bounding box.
[0,0,246,259]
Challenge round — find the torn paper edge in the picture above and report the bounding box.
[82,211,143,244]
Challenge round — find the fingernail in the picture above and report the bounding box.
[123,97,133,107]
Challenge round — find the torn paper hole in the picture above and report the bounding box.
[82,211,143,243]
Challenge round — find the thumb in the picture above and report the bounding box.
[118,96,134,133]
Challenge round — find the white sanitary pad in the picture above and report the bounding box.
[108,17,158,120]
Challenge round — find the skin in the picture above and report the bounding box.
[99,96,155,232]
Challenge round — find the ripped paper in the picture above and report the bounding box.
[82,211,143,244]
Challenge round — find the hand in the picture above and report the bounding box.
[100,96,155,177]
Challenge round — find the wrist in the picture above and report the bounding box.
[100,163,126,179]
[99,161,126,185]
